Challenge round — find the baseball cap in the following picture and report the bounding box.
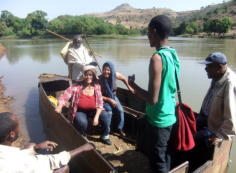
[199,52,227,65]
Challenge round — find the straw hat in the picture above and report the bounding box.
[83,65,98,79]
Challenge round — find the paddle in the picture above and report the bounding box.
[77,25,103,73]
[81,33,102,73]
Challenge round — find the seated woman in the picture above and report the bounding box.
[55,65,112,145]
[99,61,134,136]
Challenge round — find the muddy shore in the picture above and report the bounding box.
[0,43,25,147]
[0,44,10,113]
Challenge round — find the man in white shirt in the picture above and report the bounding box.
[196,52,236,145]
[188,52,236,172]
[0,112,94,173]
[60,35,97,82]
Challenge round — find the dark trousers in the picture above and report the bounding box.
[149,123,173,173]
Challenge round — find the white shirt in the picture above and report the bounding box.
[0,144,71,173]
[208,68,236,139]
[67,45,94,80]
[67,45,93,64]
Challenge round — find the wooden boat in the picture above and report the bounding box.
[38,74,232,173]
[38,74,115,173]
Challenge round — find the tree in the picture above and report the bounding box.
[0,10,14,27]
[217,17,232,35]
[115,24,129,35]
[209,19,221,35]
[185,22,199,34]
[203,17,232,36]
[25,10,48,36]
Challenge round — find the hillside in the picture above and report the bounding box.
[91,1,236,29]
[91,3,177,29]
[177,0,236,24]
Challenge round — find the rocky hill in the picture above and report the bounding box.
[91,3,177,29]
[91,1,236,29]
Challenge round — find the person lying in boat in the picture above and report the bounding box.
[55,65,112,145]
[0,112,94,173]
[99,61,135,136]
[189,52,236,171]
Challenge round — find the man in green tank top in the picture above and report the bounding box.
[129,15,180,173]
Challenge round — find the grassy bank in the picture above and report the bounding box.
[178,29,236,39]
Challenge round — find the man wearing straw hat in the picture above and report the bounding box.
[60,35,97,82]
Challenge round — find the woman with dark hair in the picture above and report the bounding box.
[55,65,112,145]
[99,61,134,136]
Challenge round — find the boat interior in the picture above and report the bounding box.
[39,77,232,173]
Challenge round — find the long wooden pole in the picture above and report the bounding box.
[82,34,102,73]
[46,29,103,58]
[46,29,71,42]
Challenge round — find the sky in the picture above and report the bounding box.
[1,0,227,20]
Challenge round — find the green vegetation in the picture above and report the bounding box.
[204,17,232,35]
[173,17,232,36]
[0,10,142,38]
[172,0,235,37]
[0,0,235,39]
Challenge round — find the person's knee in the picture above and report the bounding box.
[75,113,88,128]
[53,165,69,173]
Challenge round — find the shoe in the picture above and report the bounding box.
[114,129,126,137]
[100,138,112,145]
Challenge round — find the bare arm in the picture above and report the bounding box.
[24,141,58,152]
[93,108,103,126]
[55,87,73,113]
[102,96,117,107]
[116,72,135,94]
[129,54,162,104]
[69,143,94,159]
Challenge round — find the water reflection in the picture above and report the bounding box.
[90,38,153,64]
[1,37,236,126]
[1,39,65,64]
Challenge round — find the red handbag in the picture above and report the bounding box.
[159,47,197,151]
[172,64,197,151]
[173,102,197,151]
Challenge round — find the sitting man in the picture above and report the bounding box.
[189,52,236,171]
[0,112,94,173]
[196,52,236,144]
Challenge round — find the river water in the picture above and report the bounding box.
[0,37,236,172]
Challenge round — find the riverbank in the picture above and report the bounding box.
[0,44,26,147]
[0,44,9,113]
[179,29,236,39]
[0,34,136,40]
[0,44,6,59]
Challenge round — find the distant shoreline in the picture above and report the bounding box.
[1,32,236,40]
[179,31,236,39]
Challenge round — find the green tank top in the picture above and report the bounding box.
[146,47,180,127]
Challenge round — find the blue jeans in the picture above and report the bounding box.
[113,96,124,130]
[74,110,112,138]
